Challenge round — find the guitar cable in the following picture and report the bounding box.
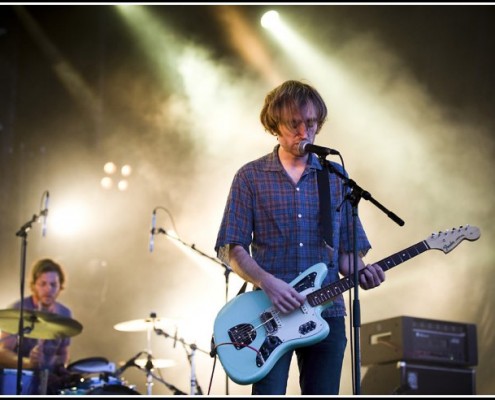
[207,337,263,395]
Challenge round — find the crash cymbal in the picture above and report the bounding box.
[0,308,83,339]
[113,317,177,332]
[134,358,176,369]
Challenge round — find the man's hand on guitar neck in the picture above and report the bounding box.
[339,252,386,290]
[357,263,386,290]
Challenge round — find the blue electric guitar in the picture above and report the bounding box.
[212,225,480,385]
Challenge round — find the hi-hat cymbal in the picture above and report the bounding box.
[0,308,83,339]
[113,317,177,332]
[134,358,176,369]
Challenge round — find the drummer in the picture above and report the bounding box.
[0,258,74,394]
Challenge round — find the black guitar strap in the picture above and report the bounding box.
[236,280,248,296]
[317,165,333,247]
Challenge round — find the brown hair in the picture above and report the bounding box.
[29,258,66,290]
[260,80,328,136]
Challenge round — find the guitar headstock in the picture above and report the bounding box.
[426,225,481,253]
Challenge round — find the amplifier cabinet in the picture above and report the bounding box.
[361,361,476,395]
[361,315,478,367]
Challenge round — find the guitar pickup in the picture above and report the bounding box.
[298,320,317,335]
[260,311,278,334]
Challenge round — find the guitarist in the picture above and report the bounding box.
[215,80,386,395]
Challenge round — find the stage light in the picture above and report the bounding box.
[121,164,132,177]
[117,179,128,191]
[104,161,117,174]
[100,176,113,190]
[101,162,132,191]
[49,200,90,237]
[261,10,281,30]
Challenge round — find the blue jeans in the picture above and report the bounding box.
[252,316,347,395]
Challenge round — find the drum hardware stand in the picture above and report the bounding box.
[154,327,208,395]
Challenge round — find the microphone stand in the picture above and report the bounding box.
[154,228,233,394]
[318,156,404,395]
[14,211,43,395]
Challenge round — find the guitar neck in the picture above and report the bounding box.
[307,240,429,307]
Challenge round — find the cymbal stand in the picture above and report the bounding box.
[145,319,154,395]
[154,327,208,395]
[133,362,187,395]
[144,352,154,395]
[189,343,198,395]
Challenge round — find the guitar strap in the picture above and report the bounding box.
[236,280,248,296]
[317,164,333,247]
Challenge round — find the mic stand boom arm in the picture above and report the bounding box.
[319,157,404,395]
[320,159,404,227]
[155,228,231,272]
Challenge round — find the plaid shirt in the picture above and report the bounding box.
[215,145,371,317]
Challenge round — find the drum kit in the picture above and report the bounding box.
[0,309,204,395]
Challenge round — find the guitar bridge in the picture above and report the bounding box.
[228,323,256,350]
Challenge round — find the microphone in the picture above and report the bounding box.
[115,351,144,376]
[298,140,339,157]
[149,209,156,253]
[41,191,50,237]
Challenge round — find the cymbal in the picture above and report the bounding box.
[134,358,176,369]
[0,308,83,339]
[113,317,177,332]
[68,356,115,374]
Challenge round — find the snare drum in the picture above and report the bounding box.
[0,368,37,395]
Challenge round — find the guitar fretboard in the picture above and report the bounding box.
[307,240,429,307]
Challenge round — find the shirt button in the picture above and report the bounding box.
[298,214,302,218]
[296,187,300,192]
[299,243,304,247]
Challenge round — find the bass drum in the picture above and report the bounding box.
[0,369,36,395]
[86,384,140,395]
